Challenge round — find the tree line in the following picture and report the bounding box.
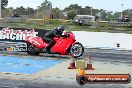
[1,0,132,20]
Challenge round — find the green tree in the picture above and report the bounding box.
[100,10,107,20]
[51,7,63,19]
[128,9,132,18]
[67,10,76,19]
[112,12,121,19]
[26,7,35,15]
[1,0,8,9]
[41,0,52,9]
[64,4,82,19]
[105,11,113,20]
[64,4,81,15]
[83,6,91,15]
[14,6,26,15]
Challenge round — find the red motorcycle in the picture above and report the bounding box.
[25,31,84,58]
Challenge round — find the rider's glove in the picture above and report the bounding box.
[64,34,69,38]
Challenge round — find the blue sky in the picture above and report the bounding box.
[7,0,132,12]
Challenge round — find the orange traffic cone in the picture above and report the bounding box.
[85,53,95,70]
[68,54,76,69]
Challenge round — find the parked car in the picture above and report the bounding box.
[73,15,95,26]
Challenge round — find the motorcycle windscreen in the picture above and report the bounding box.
[51,38,73,55]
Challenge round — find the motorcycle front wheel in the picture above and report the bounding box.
[70,43,84,58]
[27,43,41,55]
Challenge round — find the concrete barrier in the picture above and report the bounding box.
[73,31,132,50]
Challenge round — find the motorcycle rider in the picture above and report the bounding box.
[43,25,69,53]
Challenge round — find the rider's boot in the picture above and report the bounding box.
[45,47,51,54]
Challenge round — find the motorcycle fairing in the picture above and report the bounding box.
[26,36,48,48]
[51,37,74,55]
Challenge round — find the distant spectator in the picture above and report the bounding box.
[75,19,78,23]
[11,12,20,18]
[125,16,130,22]
[95,15,99,21]
[78,18,83,26]
[118,16,130,22]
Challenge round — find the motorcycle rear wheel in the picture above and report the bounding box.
[70,43,84,58]
[27,43,41,55]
